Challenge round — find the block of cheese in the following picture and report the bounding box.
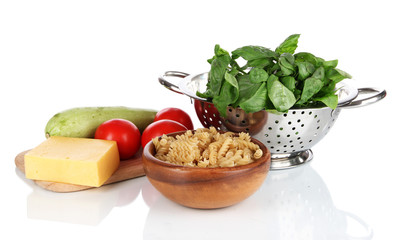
[25,136,120,187]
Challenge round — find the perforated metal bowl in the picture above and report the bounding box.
[159,71,386,170]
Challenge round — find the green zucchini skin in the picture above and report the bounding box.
[45,106,157,138]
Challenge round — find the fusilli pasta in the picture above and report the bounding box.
[153,127,264,168]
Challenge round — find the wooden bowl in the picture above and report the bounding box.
[142,131,271,209]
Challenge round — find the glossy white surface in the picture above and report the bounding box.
[1,0,393,239]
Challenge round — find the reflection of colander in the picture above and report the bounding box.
[159,71,386,170]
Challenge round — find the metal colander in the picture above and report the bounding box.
[159,71,386,170]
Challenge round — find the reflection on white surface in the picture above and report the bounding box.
[27,185,118,225]
[18,165,145,226]
[142,163,373,240]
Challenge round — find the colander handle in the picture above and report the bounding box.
[339,87,386,109]
[158,71,190,95]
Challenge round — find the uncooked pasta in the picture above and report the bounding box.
[152,127,263,168]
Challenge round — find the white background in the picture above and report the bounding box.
[1,0,393,239]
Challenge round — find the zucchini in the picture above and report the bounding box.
[45,106,157,138]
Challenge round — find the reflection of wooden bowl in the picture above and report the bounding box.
[193,100,268,135]
[142,131,271,209]
[222,107,268,135]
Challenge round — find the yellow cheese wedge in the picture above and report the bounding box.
[25,136,120,187]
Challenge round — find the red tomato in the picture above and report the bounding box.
[95,119,141,160]
[154,107,194,130]
[141,119,187,148]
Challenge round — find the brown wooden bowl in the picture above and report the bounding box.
[142,131,271,209]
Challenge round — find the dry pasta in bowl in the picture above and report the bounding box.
[152,127,264,168]
[142,129,271,209]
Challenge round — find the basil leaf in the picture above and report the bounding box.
[228,68,239,76]
[323,59,338,69]
[313,93,338,109]
[207,44,229,64]
[214,44,230,57]
[294,52,318,66]
[225,71,238,89]
[209,54,231,95]
[296,61,315,81]
[232,46,278,61]
[267,74,296,112]
[275,34,300,55]
[294,88,302,100]
[207,56,215,64]
[250,68,269,83]
[246,58,273,68]
[281,76,296,92]
[212,72,239,116]
[312,66,325,81]
[196,88,214,99]
[326,68,352,83]
[317,80,336,97]
[316,57,325,67]
[239,82,268,113]
[234,75,258,106]
[266,74,276,90]
[278,53,295,76]
[297,77,324,105]
[201,44,232,98]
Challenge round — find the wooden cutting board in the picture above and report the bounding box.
[15,149,145,193]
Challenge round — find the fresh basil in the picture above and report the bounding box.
[233,74,260,107]
[281,76,296,92]
[267,74,297,112]
[294,52,319,65]
[326,68,352,83]
[323,59,338,69]
[313,93,338,110]
[275,34,300,55]
[239,82,268,113]
[312,66,325,81]
[232,46,278,61]
[297,77,324,105]
[250,68,269,83]
[295,61,315,81]
[198,34,351,116]
[247,58,273,68]
[278,53,296,76]
[212,72,239,116]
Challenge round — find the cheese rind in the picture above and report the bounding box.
[25,136,120,187]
